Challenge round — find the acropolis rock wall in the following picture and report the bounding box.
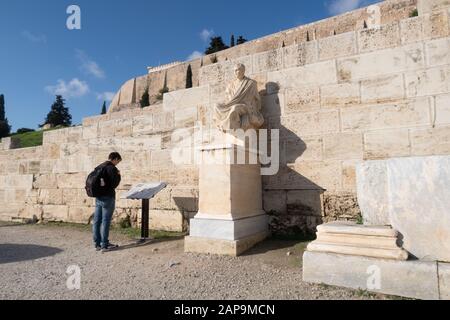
[1,0,449,236]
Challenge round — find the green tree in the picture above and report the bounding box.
[230,34,235,47]
[236,36,247,45]
[0,94,11,138]
[16,128,35,134]
[42,95,72,128]
[101,101,107,115]
[186,64,193,89]
[205,36,229,55]
[140,87,150,108]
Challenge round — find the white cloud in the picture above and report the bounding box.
[187,51,204,61]
[200,29,214,42]
[45,78,90,98]
[326,0,363,15]
[76,49,105,79]
[22,30,47,43]
[96,91,116,101]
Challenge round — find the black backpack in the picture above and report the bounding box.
[85,163,108,198]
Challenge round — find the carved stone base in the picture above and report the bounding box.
[185,231,270,257]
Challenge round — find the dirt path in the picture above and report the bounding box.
[0,222,390,300]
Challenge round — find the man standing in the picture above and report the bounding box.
[92,152,122,252]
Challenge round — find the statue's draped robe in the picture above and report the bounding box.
[214,77,264,131]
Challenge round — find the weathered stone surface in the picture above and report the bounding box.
[361,74,405,103]
[341,97,431,132]
[283,41,318,68]
[387,156,450,262]
[185,231,269,257]
[132,115,153,136]
[285,86,320,113]
[118,78,136,105]
[405,66,449,97]
[418,0,450,15]
[356,161,390,225]
[253,49,283,73]
[263,190,287,214]
[410,126,450,156]
[42,205,69,222]
[303,251,440,300]
[163,86,210,111]
[358,22,401,53]
[268,61,337,89]
[278,109,340,137]
[323,192,361,221]
[323,133,363,160]
[150,210,183,232]
[287,190,323,217]
[189,214,268,241]
[319,32,357,60]
[436,93,450,125]
[337,43,424,81]
[439,262,450,300]
[320,83,360,107]
[426,38,450,67]
[364,129,411,159]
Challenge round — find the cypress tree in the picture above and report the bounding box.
[101,101,107,115]
[0,94,11,138]
[140,88,150,108]
[186,64,193,89]
[230,35,235,47]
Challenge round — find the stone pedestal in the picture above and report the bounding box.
[185,143,269,256]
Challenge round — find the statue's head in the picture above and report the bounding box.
[234,63,246,80]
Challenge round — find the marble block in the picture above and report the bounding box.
[387,156,450,262]
[303,251,440,300]
[307,222,409,260]
[356,156,450,262]
[356,161,390,226]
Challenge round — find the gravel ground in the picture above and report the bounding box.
[0,221,391,300]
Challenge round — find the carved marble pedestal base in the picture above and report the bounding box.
[184,143,269,256]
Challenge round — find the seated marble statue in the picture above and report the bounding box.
[214,64,265,131]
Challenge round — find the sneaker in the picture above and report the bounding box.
[95,245,101,252]
[101,243,119,253]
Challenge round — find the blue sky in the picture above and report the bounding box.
[0,0,380,131]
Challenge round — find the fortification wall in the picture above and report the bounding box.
[108,0,418,113]
[1,0,449,236]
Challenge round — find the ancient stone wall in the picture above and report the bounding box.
[108,0,418,112]
[1,0,449,236]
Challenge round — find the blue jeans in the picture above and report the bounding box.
[92,196,116,249]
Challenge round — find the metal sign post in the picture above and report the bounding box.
[140,199,150,242]
[121,182,168,244]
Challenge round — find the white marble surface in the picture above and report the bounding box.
[356,161,390,225]
[189,214,269,241]
[387,156,450,262]
[357,155,450,262]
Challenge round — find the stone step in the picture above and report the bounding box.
[316,233,399,249]
[317,222,397,237]
[307,242,409,261]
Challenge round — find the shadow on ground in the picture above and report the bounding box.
[0,244,63,265]
[111,235,185,252]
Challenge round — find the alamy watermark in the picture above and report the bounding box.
[66,5,81,30]
[66,265,81,290]
[170,124,280,176]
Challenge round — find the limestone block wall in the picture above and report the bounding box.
[189,4,450,235]
[109,0,418,113]
[0,102,201,232]
[1,0,449,236]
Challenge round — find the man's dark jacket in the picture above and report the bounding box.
[96,161,121,198]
